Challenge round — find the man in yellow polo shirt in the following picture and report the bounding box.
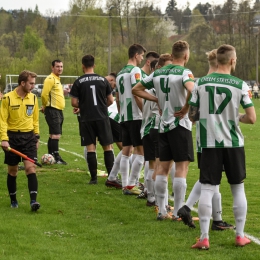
[0,70,41,211]
[41,60,67,165]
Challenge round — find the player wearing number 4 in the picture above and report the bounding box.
[0,70,40,211]
[132,41,195,220]
[70,54,115,184]
[189,44,256,249]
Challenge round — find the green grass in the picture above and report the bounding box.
[0,97,260,259]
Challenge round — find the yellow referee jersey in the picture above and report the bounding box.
[0,90,39,141]
[41,73,65,110]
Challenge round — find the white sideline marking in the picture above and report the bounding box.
[40,141,85,159]
[39,141,104,165]
[191,207,260,245]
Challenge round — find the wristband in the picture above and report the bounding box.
[35,135,40,139]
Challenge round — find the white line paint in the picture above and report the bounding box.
[39,141,105,165]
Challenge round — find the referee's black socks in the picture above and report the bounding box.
[27,173,38,201]
[50,139,59,157]
[7,174,17,202]
[87,152,97,180]
[104,150,114,176]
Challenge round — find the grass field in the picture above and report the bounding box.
[0,97,260,260]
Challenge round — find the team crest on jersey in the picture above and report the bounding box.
[26,105,34,116]
[188,74,194,80]
[135,73,141,81]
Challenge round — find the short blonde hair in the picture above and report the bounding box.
[217,44,236,65]
[157,53,173,67]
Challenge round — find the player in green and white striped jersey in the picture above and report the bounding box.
[136,51,159,198]
[116,43,146,195]
[189,44,256,249]
[177,49,234,230]
[133,41,195,220]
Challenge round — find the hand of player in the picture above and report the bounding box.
[40,106,45,113]
[174,104,189,120]
[73,107,80,114]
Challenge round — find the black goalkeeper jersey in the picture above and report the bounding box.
[70,73,113,121]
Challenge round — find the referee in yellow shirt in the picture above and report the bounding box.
[0,70,40,211]
[41,60,67,165]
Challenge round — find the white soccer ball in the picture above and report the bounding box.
[41,154,55,165]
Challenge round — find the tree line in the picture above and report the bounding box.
[0,0,260,90]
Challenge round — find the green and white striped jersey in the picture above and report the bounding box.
[140,89,159,138]
[141,69,148,79]
[108,100,120,123]
[141,64,194,133]
[116,65,142,122]
[189,72,254,148]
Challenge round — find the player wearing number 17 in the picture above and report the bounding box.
[189,44,256,249]
[70,55,115,184]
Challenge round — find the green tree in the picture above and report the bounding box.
[20,26,44,60]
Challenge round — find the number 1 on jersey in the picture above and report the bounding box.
[90,85,97,106]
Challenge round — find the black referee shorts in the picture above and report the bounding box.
[4,131,38,166]
[44,107,64,135]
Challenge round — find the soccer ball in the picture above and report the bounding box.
[41,154,55,165]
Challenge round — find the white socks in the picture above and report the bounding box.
[146,169,155,202]
[172,177,187,217]
[198,184,216,240]
[108,151,122,181]
[128,155,144,187]
[212,191,222,221]
[120,155,130,188]
[154,175,167,215]
[231,183,247,237]
[186,180,201,209]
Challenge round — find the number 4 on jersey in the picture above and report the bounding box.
[160,78,170,101]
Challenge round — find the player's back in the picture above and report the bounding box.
[196,72,253,148]
[116,65,142,122]
[70,73,112,121]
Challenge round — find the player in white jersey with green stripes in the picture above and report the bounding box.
[177,49,234,230]
[133,41,195,220]
[116,43,146,195]
[137,51,160,201]
[189,44,256,249]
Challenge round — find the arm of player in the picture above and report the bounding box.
[239,106,256,124]
[0,96,10,142]
[116,92,120,113]
[71,97,79,108]
[174,81,193,119]
[132,82,158,103]
[188,105,200,122]
[107,93,114,107]
[41,78,53,109]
